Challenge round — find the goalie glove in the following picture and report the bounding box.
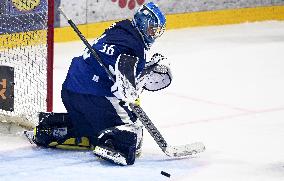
[137,54,172,92]
[139,64,172,92]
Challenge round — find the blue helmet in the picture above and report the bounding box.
[133,2,166,49]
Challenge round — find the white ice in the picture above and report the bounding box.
[1,21,284,181]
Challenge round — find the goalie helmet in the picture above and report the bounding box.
[133,2,166,49]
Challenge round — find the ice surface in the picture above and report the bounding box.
[1,21,284,181]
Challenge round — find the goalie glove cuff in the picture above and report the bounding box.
[145,53,167,68]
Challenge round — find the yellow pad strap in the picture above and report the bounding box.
[48,137,93,150]
[135,98,141,106]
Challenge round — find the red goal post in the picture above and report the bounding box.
[0,0,54,129]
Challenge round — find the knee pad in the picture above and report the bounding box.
[93,123,143,165]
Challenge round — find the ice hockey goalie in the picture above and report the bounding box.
[25,2,172,166]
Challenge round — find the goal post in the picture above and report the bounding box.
[47,0,54,113]
[0,0,54,129]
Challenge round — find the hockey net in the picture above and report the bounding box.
[0,0,53,129]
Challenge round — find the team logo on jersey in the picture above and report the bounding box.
[111,0,145,10]
[12,0,41,11]
[0,79,7,100]
[92,75,100,82]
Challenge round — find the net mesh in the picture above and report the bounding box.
[0,0,50,128]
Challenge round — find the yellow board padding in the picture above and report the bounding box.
[1,5,284,46]
[54,5,284,42]
[0,30,47,49]
[54,20,117,42]
[166,5,284,29]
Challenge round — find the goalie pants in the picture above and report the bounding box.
[61,87,137,145]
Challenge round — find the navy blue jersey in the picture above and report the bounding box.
[63,19,147,96]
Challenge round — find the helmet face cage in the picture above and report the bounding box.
[134,2,166,47]
[144,9,165,39]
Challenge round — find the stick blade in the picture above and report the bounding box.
[165,142,205,157]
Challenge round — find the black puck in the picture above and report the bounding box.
[161,171,171,178]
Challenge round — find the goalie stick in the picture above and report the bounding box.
[58,7,205,157]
